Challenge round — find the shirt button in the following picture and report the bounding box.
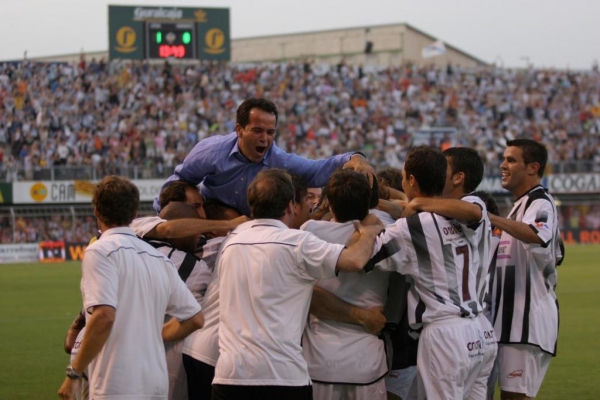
[235,191,238,194]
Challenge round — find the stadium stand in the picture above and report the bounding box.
[1,58,599,244]
[1,58,599,181]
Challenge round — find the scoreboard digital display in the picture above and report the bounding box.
[145,22,196,59]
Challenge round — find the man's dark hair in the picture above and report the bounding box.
[368,174,380,209]
[159,201,199,220]
[159,180,199,210]
[506,139,548,178]
[204,199,241,220]
[93,176,139,226]
[377,167,403,191]
[472,190,499,216]
[290,174,308,205]
[404,146,446,197]
[236,98,279,128]
[326,169,371,222]
[248,169,294,219]
[443,147,484,193]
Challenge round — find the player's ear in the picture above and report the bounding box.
[454,171,465,186]
[235,123,244,139]
[526,162,540,176]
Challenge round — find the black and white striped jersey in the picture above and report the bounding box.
[372,211,482,331]
[461,194,494,312]
[490,185,562,356]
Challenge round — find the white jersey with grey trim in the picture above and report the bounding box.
[460,194,494,314]
[491,185,561,356]
[300,219,389,385]
[181,236,227,366]
[372,212,481,331]
[213,219,345,387]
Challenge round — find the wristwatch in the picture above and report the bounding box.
[66,365,83,379]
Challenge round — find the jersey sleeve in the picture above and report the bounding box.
[296,231,345,280]
[82,248,119,313]
[368,219,413,275]
[458,195,488,247]
[522,198,556,249]
[130,216,165,238]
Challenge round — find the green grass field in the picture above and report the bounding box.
[0,245,598,399]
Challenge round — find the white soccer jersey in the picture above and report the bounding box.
[81,227,201,399]
[182,236,227,366]
[373,212,481,330]
[301,220,389,385]
[213,219,345,387]
[491,185,562,356]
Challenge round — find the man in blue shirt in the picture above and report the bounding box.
[154,98,374,216]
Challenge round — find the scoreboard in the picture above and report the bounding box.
[146,22,196,59]
[109,5,230,61]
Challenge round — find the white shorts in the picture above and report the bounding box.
[385,366,417,400]
[468,314,498,400]
[313,379,387,400]
[497,344,552,398]
[417,318,484,400]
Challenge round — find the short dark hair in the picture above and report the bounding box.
[159,201,199,220]
[377,167,403,191]
[236,98,279,128]
[203,199,241,220]
[443,147,484,193]
[248,169,294,219]
[472,190,499,216]
[404,146,446,197]
[506,139,548,178]
[326,169,371,222]
[159,180,199,210]
[93,176,139,226]
[290,174,308,205]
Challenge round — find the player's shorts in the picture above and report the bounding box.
[497,343,551,398]
[312,379,387,400]
[417,318,484,400]
[385,366,417,400]
[468,314,498,400]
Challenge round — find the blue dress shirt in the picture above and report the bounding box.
[154,132,355,216]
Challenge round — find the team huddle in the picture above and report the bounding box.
[58,99,563,400]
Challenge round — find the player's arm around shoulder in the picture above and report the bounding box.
[336,221,383,272]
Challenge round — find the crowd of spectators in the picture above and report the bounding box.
[1,57,600,243]
[1,57,600,182]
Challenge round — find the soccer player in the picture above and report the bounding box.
[488,139,563,400]
[301,169,389,400]
[369,146,485,400]
[212,169,381,400]
[57,176,204,400]
[400,147,497,399]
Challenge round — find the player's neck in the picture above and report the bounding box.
[512,178,542,200]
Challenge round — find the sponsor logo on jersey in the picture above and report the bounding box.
[507,370,523,378]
